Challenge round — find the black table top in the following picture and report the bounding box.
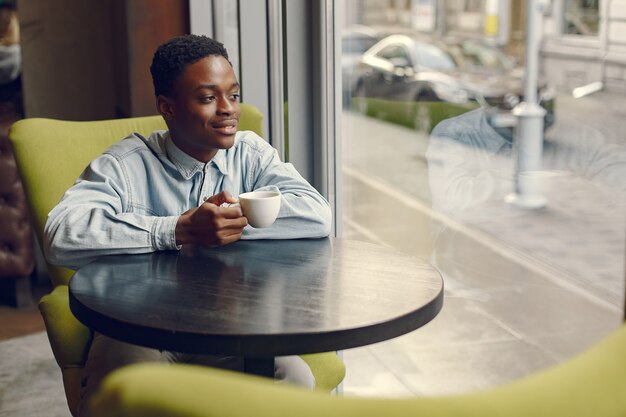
[69,238,444,357]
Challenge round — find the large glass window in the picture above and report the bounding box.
[339,0,624,397]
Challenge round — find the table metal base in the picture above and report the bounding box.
[244,357,274,378]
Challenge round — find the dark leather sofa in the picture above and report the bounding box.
[0,93,34,307]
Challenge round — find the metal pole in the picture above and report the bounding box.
[523,0,540,105]
[505,0,547,209]
[267,0,286,161]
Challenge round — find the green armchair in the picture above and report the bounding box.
[8,104,345,417]
[90,323,626,417]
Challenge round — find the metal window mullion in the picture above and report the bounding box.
[267,0,286,161]
[189,0,214,37]
[317,0,341,238]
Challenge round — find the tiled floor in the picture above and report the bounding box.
[339,93,625,398]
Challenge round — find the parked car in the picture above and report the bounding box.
[341,25,382,107]
[351,33,555,133]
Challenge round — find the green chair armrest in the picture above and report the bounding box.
[90,324,626,417]
[301,352,345,392]
[39,285,94,417]
[38,285,92,368]
[90,363,340,417]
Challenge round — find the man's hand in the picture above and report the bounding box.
[175,191,248,247]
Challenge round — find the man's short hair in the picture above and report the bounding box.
[150,34,230,97]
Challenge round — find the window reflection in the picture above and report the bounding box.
[339,0,624,396]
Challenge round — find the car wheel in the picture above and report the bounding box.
[413,103,432,134]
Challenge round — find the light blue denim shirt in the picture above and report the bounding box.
[44,130,332,269]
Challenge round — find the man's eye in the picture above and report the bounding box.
[201,96,216,103]
[230,93,240,101]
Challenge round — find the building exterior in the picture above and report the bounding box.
[542,0,626,93]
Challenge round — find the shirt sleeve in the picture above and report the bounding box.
[240,135,332,239]
[43,153,180,270]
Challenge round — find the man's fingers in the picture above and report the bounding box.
[214,225,245,245]
[221,215,248,229]
[197,201,242,217]
[218,205,244,219]
[206,191,238,206]
[209,207,248,229]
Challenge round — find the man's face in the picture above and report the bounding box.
[160,55,241,162]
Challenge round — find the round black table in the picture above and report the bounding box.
[69,238,444,376]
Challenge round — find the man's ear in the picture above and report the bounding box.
[156,95,175,122]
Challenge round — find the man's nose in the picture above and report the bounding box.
[217,97,235,114]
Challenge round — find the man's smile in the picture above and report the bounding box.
[212,119,238,135]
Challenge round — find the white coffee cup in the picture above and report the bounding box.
[238,190,281,228]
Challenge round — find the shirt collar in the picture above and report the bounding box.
[164,132,229,179]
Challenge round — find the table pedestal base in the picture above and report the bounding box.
[243,357,274,378]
